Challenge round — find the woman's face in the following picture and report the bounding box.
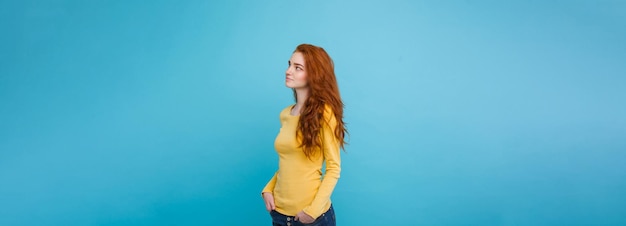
[285,52,308,89]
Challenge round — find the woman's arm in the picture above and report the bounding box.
[302,109,342,219]
[262,172,278,194]
[262,172,278,211]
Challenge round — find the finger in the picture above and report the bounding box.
[264,198,273,212]
[265,201,271,212]
[267,196,276,210]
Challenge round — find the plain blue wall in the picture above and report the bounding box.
[1,1,625,225]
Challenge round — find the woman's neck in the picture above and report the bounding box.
[292,88,309,115]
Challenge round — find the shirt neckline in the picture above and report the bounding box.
[288,105,301,117]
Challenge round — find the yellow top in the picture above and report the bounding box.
[262,105,341,219]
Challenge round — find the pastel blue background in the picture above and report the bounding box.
[1,1,625,225]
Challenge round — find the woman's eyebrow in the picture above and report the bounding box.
[288,60,305,67]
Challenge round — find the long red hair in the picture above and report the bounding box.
[293,44,347,159]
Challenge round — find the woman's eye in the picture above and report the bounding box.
[296,67,302,71]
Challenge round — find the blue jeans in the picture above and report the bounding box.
[270,205,336,226]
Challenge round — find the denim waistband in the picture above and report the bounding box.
[270,205,335,226]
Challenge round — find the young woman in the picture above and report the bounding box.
[262,44,347,226]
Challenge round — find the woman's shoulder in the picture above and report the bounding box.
[322,104,338,125]
[278,104,296,118]
[323,104,334,114]
[281,105,293,113]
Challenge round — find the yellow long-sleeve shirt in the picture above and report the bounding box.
[262,105,341,219]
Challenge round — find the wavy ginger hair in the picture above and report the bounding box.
[293,44,347,159]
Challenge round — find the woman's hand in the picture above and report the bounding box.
[295,211,315,224]
[262,192,276,212]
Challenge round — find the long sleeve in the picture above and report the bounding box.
[302,110,341,219]
[262,172,278,195]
